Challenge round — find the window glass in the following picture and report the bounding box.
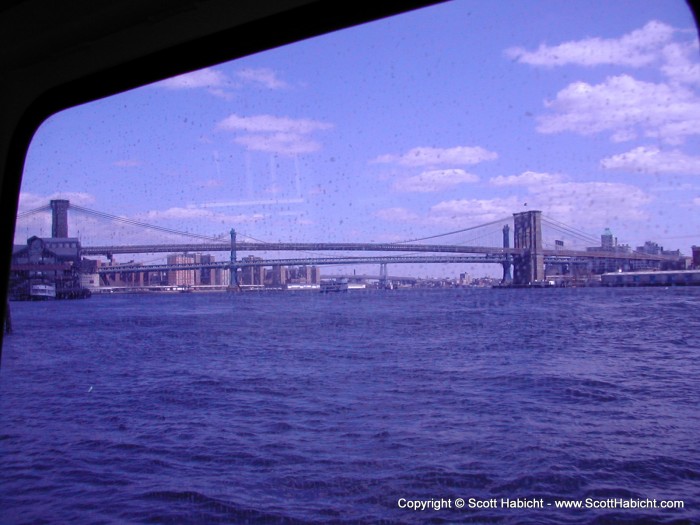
[3,1,700,523]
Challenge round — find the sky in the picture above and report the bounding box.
[14,0,700,277]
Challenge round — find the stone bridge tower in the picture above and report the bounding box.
[512,210,544,285]
[50,199,69,238]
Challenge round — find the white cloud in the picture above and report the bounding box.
[425,181,651,230]
[207,88,236,101]
[392,169,479,193]
[140,206,265,224]
[505,20,676,68]
[429,197,520,224]
[218,114,332,134]
[374,178,652,237]
[218,114,333,156]
[158,67,228,89]
[537,74,700,144]
[661,40,700,85]
[601,146,700,175]
[526,182,651,224]
[201,198,304,208]
[490,171,563,186]
[157,67,289,97]
[142,207,212,220]
[694,197,700,206]
[374,207,421,222]
[373,146,498,167]
[507,21,700,144]
[234,133,322,155]
[236,68,289,89]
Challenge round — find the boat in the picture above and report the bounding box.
[30,283,56,300]
[320,278,349,293]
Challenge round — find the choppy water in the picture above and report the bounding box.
[1,288,699,524]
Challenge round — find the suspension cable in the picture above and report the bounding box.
[70,205,229,243]
[542,215,599,244]
[16,204,51,219]
[395,217,511,244]
[543,223,596,246]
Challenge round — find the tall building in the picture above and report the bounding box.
[212,267,230,286]
[587,228,629,254]
[167,254,195,286]
[270,265,287,286]
[191,253,215,285]
[241,255,264,285]
[309,266,321,285]
[601,228,615,251]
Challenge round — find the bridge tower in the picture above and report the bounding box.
[50,199,69,238]
[229,228,239,289]
[501,224,512,284]
[512,210,544,285]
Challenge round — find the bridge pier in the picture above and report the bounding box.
[379,263,389,289]
[512,210,544,285]
[501,224,512,284]
[229,228,239,290]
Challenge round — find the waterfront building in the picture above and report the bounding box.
[10,236,86,299]
[78,257,101,290]
[285,265,321,285]
[602,270,700,287]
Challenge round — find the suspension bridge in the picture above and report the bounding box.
[14,200,686,287]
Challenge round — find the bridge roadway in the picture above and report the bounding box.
[83,242,682,263]
[96,255,505,274]
[84,242,518,256]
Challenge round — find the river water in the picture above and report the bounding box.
[1,288,699,524]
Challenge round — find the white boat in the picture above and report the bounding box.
[320,278,349,293]
[30,283,56,300]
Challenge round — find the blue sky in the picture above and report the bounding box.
[15,0,700,276]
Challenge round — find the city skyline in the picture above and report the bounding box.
[14,0,700,277]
